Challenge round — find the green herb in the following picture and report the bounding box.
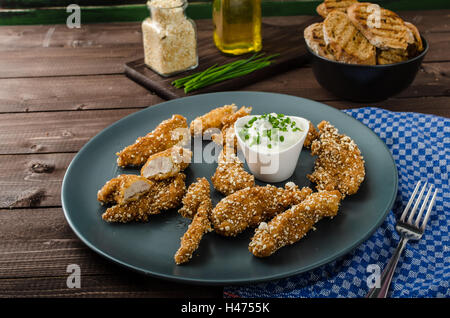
[172,53,279,93]
[280,135,284,142]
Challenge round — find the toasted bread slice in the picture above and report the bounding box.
[324,0,359,14]
[376,48,408,65]
[347,2,409,50]
[316,3,328,18]
[304,22,336,60]
[377,21,423,65]
[405,21,423,53]
[323,11,376,65]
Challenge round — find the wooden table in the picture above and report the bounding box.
[0,11,448,298]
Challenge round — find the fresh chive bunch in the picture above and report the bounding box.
[171,53,279,93]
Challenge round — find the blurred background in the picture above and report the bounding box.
[1,0,448,25]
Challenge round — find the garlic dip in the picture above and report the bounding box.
[237,113,303,153]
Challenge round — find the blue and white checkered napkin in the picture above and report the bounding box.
[224,107,449,298]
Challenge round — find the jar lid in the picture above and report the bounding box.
[147,0,186,9]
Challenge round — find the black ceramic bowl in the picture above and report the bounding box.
[306,37,428,102]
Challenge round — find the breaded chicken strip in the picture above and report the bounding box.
[211,183,312,236]
[249,190,342,257]
[102,173,186,223]
[304,121,319,149]
[212,106,252,151]
[178,177,211,218]
[141,146,192,180]
[211,149,255,196]
[174,200,212,265]
[97,174,152,205]
[117,114,188,167]
[190,104,237,136]
[308,121,365,197]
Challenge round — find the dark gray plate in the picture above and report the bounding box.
[62,92,397,285]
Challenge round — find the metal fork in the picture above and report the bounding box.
[367,181,438,298]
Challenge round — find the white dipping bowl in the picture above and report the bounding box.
[235,115,310,183]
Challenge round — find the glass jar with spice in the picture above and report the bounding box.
[142,0,198,77]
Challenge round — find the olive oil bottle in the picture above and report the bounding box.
[213,0,262,55]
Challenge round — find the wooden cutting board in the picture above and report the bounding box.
[125,18,317,100]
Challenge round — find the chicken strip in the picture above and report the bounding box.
[117,114,188,167]
[304,121,319,149]
[174,200,212,265]
[211,183,313,236]
[178,177,211,218]
[211,149,255,196]
[102,173,186,223]
[141,146,192,180]
[249,190,342,257]
[190,104,237,136]
[211,106,252,151]
[308,121,365,197]
[97,174,152,205]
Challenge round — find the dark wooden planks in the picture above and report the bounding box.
[0,74,164,113]
[0,46,142,78]
[0,108,139,154]
[244,62,450,101]
[0,207,222,297]
[0,12,449,79]
[0,12,447,52]
[0,12,448,52]
[2,61,448,114]
[0,23,144,51]
[0,153,74,208]
[0,275,223,297]
[326,96,450,117]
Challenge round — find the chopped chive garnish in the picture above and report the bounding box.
[280,135,284,142]
[245,134,249,140]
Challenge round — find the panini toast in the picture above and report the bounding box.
[324,0,359,14]
[377,21,424,65]
[405,21,424,54]
[376,48,408,65]
[304,22,336,60]
[347,2,409,50]
[323,11,376,65]
[316,3,328,18]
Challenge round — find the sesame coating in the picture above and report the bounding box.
[140,145,192,180]
[303,121,320,149]
[211,106,252,151]
[178,177,211,218]
[307,120,365,197]
[211,149,255,196]
[249,190,342,257]
[97,174,152,205]
[174,200,213,265]
[102,173,186,223]
[116,114,188,167]
[190,104,237,136]
[211,183,313,237]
